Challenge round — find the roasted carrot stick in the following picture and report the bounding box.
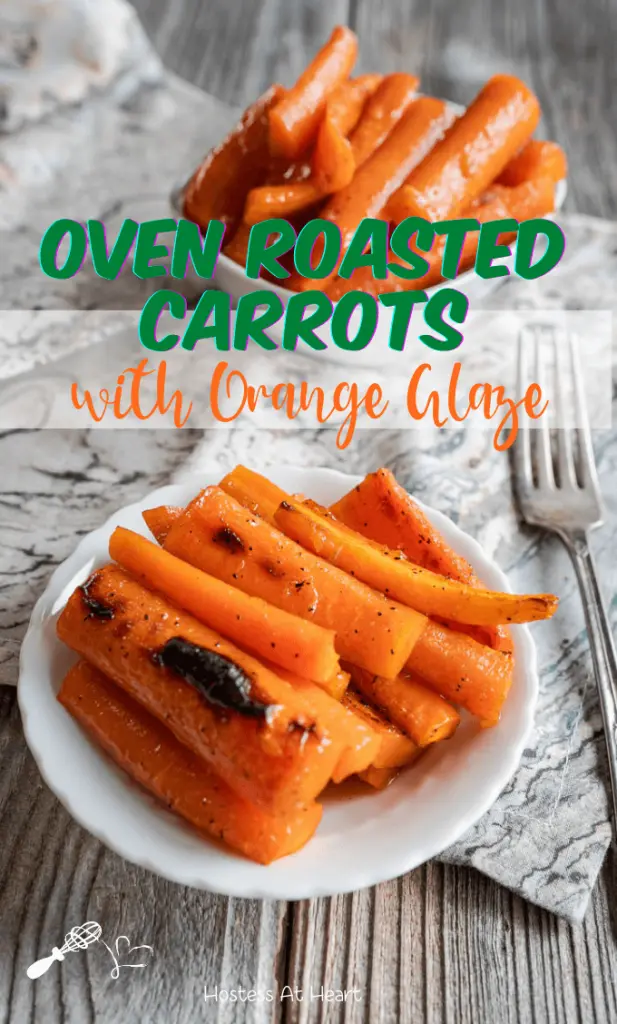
[348,73,420,167]
[342,689,419,768]
[297,97,450,291]
[347,664,460,747]
[60,661,322,864]
[142,505,183,544]
[496,139,567,187]
[274,499,557,626]
[358,765,401,789]
[407,621,514,726]
[267,660,350,702]
[218,465,288,524]
[329,469,513,653]
[244,75,382,223]
[184,84,284,232]
[390,74,540,222]
[109,526,340,685]
[162,487,427,678]
[269,26,358,159]
[57,565,346,813]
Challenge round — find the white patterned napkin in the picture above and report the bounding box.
[1,0,615,923]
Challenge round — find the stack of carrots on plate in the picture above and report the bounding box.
[183,25,567,297]
[56,467,558,864]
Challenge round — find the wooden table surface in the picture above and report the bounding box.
[2,1,617,1021]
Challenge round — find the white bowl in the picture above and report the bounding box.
[171,99,567,367]
[19,466,538,899]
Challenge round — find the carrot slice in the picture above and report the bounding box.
[347,664,460,747]
[244,181,323,225]
[60,661,322,864]
[274,499,557,626]
[57,565,345,813]
[407,621,514,726]
[269,26,358,159]
[348,72,420,166]
[109,526,340,685]
[218,465,288,524]
[184,84,284,232]
[342,689,419,768]
[496,139,567,187]
[297,97,450,291]
[142,505,183,544]
[358,766,401,789]
[330,469,513,653]
[393,74,540,222]
[312,73,382,192]
[162,486,427,678]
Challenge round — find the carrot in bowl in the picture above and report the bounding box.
[269,25,358,160]
[496,139,567,187]
[388,74,540,223]
[219,465,289,524]
[341,689,420,768]
[59,661,322,864]
[273,499,557,626]
[348,72,420,166]
[183,84,284,233]
[347,664,460,747]
[161,486,428,678]
[57,565,346,814]
[142,505,183,544]
[109,526,341,686]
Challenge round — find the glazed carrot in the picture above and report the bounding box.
[407,621,514,726]
[328,177,555,299]
[496,139,567,187]
[60,662,322,864]
[142,505,183,544]
[274,499,557,626]
[348,73,420,166]
[267,660,350,702]
[312,73,383,191]
[244,181,322,225]
[358,766,401,789]
[269,26,358,159]
[57,565,345,813]
[162,487,428,678]
[391,74,540,222]
[223,221,252,266]
[184,84,284,232]
[342,689,419,768]
[330,469,512,651]
[298,97,450,291]
[218,464,288,524]
[347,664,460,747]
[109,526,340,685]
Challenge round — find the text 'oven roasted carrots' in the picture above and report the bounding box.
[273,499,558,626]
[407,621,514,726]
[109,526,340,687]
[183,84,284,233]
[346,664,460,747]
[330,469,512,652]
[298,96,450,292]
[161,487,427,678]
[57,565,346,814]
[391,73,540,222]
[269,25,358,160]
[60,661,322,864]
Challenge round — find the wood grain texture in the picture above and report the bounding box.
[2,0,617,1021]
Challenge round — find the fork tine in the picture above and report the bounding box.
[569,334,601,492]
[511,328,533,486]
[554,334,577,489]
[534,331,555,489]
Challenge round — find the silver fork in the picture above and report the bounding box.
[511,326,617,828]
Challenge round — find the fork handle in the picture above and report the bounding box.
[561,529,617,827]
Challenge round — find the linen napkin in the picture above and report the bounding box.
[1,0,615,924]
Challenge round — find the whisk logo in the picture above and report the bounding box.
[26,921,153,981]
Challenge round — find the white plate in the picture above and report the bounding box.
[171,98,567,367]
[19,466,538,899]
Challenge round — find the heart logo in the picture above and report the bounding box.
[114,935,153,971]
